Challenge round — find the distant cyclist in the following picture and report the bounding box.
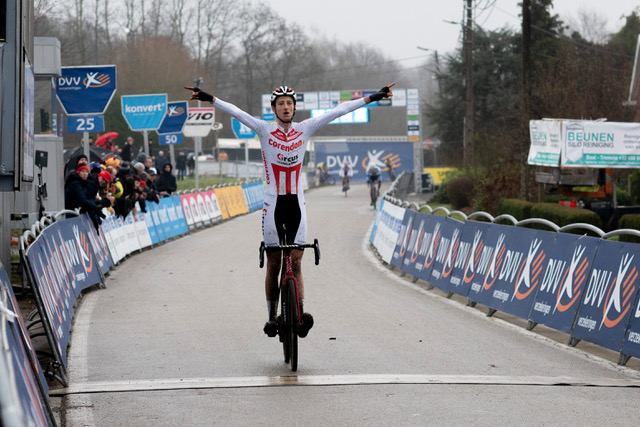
[367,165,382,206]
[338,160,353,194]
[185,83,395,338]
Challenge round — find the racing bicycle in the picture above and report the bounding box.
[259,237,320,371]
[369,178,381,209]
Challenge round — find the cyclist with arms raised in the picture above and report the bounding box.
[185,83,394,338]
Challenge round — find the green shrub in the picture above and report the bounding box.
[618,214,640,243]
[499,198,534,221]
[530,203,602,232]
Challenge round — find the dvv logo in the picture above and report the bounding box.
[554,245,589,313]
[600,254,638,329]
[512,239,545,301]
[56,65,117,115]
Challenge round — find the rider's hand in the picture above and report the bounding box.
[184,86,214,103]
[368,83,395,102]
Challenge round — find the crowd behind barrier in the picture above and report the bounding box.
[1,180,264,426]
[372,178,640,367]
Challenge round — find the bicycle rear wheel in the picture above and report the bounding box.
[285,279,298,371]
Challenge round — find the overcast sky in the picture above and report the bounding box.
[263,0,638,70]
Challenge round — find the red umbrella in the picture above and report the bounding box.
[95,132,119,150]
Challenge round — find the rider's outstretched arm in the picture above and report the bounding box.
[184,86,262,131]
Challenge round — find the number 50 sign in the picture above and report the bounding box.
[66,115,105,133]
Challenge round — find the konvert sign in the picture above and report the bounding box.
[121,94,168,131]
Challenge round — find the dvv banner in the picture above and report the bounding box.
[121,94,167,131]
[56,65,117,115]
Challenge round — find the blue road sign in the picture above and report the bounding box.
[159,133,184,145]
[56,65,117,115]
[231,117,257,139]
[121,94,167,131]
[66,115,105,133]
[158,101,188,135]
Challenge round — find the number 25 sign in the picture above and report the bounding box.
[66,115,105,133]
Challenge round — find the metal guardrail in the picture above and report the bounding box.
[382,172,640,241]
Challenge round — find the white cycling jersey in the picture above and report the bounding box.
[213,96,367,245]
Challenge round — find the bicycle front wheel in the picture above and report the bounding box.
[285,279,299,371]
[370,185,378,209]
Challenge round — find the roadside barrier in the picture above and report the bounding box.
[2,181,264,426]
[372,186,640,366]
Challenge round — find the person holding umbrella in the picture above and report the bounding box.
[96,132,119,151]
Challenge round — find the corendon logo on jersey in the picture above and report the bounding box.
[262,151,271,184]
[271,163,303,195]
[483,233,507,290]
[599,254,638,329]
[268,138,305,152]
[423,222,442,269]
[553,246,589,313]
[512,239,545,301]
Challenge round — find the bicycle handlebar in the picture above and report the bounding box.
[259,239,321,268]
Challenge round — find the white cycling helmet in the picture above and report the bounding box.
[270,86,296,105]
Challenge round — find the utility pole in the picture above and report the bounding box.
[521,0,532,200]
[464,0,474,168]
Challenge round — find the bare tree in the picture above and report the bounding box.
[168,0,189,45]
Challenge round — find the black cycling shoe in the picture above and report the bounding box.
[298,312,314,338]
[263,320,278,338]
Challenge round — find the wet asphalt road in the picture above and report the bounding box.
[51,184,640,426]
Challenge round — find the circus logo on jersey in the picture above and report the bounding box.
[271,128,303,142]
[483,233,507,290]
[553,245,589,313]
[512,239,545,301]
[276,153,299,165]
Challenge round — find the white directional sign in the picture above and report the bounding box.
[183,107,215,137]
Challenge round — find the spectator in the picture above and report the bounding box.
[155,150,169,169]
[121,136,134,162]
[186,153,195,176]
[133,162,145,177]
[144,156,154,173]
[87,168,113,211]
[136,152,147,164]
[176,151,187,180]
[156,163,177,197]
[64,153,89,178]
[64,164,104,230]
